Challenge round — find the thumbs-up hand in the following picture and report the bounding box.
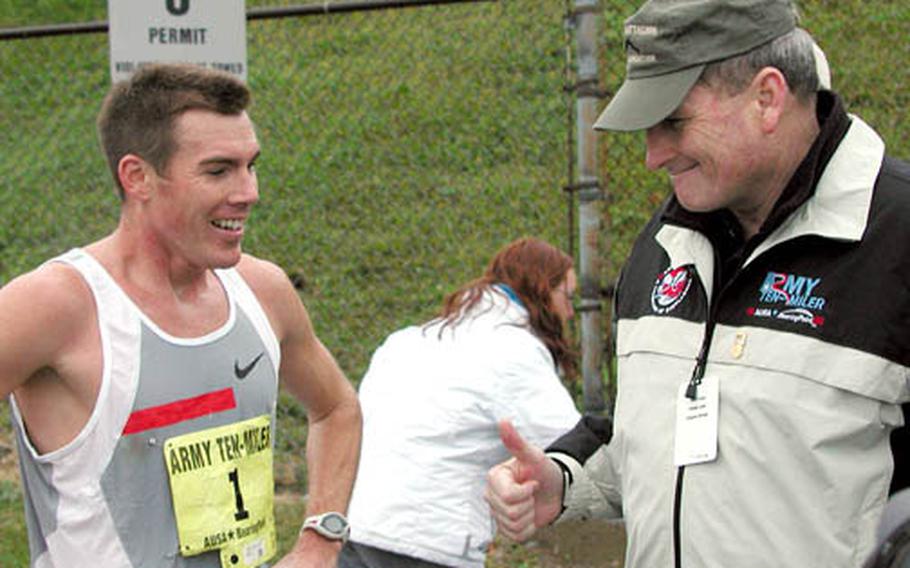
[484,420,565,541]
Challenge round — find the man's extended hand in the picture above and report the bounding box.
[484,420,564,542]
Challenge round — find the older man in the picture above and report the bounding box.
[485,1,910,567]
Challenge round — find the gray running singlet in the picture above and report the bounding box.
[11,248,281,567]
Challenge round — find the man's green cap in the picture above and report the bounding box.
[595,0,798,132]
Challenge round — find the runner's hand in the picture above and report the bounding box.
[272,529,341,568]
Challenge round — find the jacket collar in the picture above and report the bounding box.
[746,111,884,264]
[753,91,851,238]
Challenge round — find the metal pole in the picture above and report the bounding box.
[573,0,605,413]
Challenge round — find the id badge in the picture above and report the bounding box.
[164,415,277,567]
[673,375,719,466]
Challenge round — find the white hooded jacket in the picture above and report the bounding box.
[346,287,580,567]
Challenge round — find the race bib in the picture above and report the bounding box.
[164,414,277,567]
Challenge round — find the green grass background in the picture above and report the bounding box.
[0,0,907,565]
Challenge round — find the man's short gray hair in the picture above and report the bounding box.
[699,28,820,102]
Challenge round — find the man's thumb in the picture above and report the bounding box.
[499,419,540,467]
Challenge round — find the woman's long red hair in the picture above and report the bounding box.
[436,237,577,378]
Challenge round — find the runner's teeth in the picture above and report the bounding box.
[212,219,242,230]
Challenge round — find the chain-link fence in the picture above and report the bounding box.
[3,0,904,401]
[2,0,908,437]
[0,0,907,563]
[0,0,590,492]
[0,0,580,384]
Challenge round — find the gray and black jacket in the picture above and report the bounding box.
[549,92,910,568]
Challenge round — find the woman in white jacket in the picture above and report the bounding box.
[338,237,582,568]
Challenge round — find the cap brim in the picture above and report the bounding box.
[594,65,704,132]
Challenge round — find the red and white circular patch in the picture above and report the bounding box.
[651,265,693,314]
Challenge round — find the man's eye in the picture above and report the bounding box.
[663,117,687,131]
[207,168,227,177]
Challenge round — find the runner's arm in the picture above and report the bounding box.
[238,256,361,566]
[0,264,101,452]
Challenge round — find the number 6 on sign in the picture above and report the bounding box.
[166,0,190,16]
[164,415,277,567]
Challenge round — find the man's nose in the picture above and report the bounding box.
[644,127,674,171]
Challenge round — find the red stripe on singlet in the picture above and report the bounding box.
[122,387,237,435]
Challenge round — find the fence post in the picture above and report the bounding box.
[572,0,605,414]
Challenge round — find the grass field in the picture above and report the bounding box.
[0,0,908,566]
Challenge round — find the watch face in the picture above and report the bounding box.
[322,513,347,533]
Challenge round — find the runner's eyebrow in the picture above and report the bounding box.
[199,151,260,168]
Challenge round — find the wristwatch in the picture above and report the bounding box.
[301,512,350,543]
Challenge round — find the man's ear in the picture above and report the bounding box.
[751,67,788,134]
[117,154,155,201]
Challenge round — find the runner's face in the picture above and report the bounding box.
[150,109,260,270]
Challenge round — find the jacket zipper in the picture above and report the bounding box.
[673,466,686,568]
[673,249,726,567]
[672,332,713,568]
